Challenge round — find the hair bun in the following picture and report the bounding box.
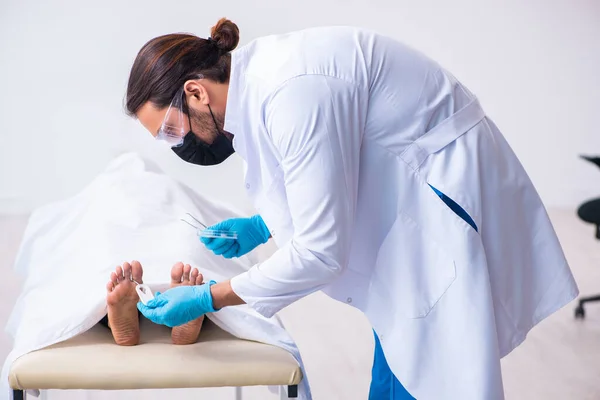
[210,18,240,54]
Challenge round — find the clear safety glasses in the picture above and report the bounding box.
[156,87,188,148]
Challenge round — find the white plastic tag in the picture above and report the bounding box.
[136,284,155,305]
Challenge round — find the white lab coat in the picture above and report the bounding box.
[226,26,579,399]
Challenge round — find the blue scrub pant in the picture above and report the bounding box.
[368,185,477,400]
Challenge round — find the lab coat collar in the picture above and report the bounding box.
[224,48,247,151]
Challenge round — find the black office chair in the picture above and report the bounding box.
[574,155,600,319]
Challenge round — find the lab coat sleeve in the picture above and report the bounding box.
[230,75,364,317]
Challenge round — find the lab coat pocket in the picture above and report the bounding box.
[373,211,457,319]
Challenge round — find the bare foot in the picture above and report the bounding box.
[106,261,142,346]
[170,262,205,345]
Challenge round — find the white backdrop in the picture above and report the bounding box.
[0,0,599,215]
[1,2,600,399]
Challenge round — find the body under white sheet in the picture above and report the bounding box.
[1,153,311,400]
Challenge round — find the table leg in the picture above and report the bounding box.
[280,385,298,399]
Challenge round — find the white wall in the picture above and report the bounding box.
[1,0,599,215]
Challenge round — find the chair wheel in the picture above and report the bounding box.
[575,306,585,319]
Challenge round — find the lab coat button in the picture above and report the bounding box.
[245,183,250,189]
[346,297,352,303]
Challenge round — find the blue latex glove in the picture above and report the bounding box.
[137,281,218,327]
[200,215,270,258]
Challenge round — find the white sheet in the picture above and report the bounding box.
[1,153,311,400]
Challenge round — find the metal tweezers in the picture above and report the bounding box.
[180,213,208,230]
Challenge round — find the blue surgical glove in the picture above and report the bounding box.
[200,215,270,259]
[137,281,218,327]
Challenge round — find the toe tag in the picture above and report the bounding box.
[136,284,155,305]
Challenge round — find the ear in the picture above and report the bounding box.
[183,79,210,107]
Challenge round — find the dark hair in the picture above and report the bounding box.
[125,18,240,117]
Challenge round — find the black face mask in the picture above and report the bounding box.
[172,105,235,166]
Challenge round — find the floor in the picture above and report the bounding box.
[1,209,600,400]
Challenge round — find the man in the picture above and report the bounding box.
[125,18,578,399]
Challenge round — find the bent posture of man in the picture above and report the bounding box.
[123,18,578,399]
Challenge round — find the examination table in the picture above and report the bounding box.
[9,318,302,399]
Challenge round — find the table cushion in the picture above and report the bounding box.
[9,319,302,390]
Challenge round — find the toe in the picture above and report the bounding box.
[106,281,115,292]
[131,260,143,284]
[183,264,192,283]
[123,262,132,281]
[116,266,124,283]
[171,262,184,285]
[197,272,204,285]
[190,268,199,285]
[110,271,119,286]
